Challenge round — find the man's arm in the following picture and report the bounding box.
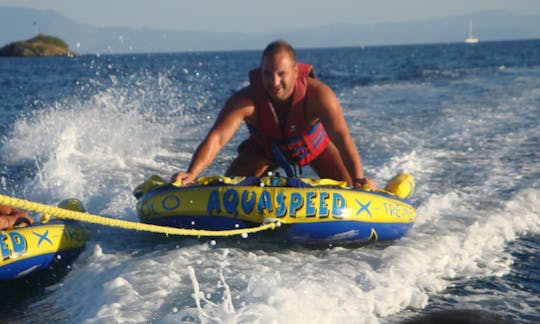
[171,88,254,185]
[308,79,376,189]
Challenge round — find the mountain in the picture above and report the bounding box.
[1,6,539,54]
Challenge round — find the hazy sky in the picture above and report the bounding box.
[1,0,539,33]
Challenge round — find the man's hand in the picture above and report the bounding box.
[170,172,196,186]
[353,177,377,190]
[0,205,34,230]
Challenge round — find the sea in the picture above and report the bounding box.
[0,39,539,323]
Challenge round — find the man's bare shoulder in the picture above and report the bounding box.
[306,77,338,104]
[220,86,257,123]
[226,86,255,109]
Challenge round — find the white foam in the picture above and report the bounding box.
[1,71,205,218]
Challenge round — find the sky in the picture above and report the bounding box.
[1,0,539,33]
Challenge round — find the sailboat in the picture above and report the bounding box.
[465,20,479,44]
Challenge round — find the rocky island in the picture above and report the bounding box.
[0,34,76,57]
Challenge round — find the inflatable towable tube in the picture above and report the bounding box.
[0,199,89,281]
[135,174,416,244]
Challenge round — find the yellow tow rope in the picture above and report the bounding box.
[0,193,278,237]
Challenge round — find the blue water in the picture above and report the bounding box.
[1,39,539,323]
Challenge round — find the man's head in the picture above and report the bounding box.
[260,40,298,103]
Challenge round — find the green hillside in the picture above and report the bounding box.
[0,34,76,57]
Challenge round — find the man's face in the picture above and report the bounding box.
[261,51,298,103]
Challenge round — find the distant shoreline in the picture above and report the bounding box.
[1,6,539,54]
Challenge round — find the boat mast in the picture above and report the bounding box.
[465,19,479,44]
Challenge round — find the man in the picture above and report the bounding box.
[0,204,34,230]
[171,40,376,189]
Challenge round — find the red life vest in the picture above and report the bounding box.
[248,62,330,166]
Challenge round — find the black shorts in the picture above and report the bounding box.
[237,138,276,163]
[238,138,264,155]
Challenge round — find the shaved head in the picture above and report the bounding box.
[261,40,296,63]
